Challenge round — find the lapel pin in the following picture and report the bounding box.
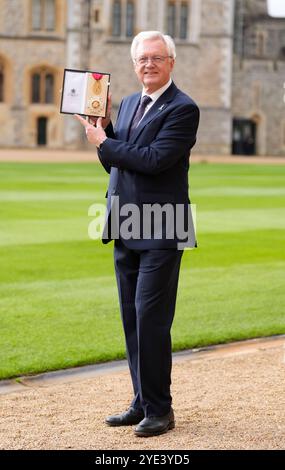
[158,104,165,111]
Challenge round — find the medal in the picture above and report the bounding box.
[84,72,107,116]
[91,98,102,110]
[92,73,103,95]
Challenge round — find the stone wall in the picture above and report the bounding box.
[0,0,66,148]
[87,0,234,154]
[232,0,285,155]
[232,58,285,155]
[2,0,284,155]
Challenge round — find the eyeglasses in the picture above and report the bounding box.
[134,55,173,66]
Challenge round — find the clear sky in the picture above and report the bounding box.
[267,0,285,17]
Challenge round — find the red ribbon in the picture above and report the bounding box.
[92,73,103,80]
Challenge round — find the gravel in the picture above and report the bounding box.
[0,342,284,450]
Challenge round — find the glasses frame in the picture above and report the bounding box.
[133,55,173,66]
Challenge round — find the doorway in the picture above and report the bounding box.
[37,117,47,146]
[232,118,256,155]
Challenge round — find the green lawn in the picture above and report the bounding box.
[0,161,285,380]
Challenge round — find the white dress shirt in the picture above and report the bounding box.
[139,78,172,122]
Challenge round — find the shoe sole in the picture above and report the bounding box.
[106,420,142,427]
[134,421,175,437]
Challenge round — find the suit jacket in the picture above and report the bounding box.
[98,81,200,250]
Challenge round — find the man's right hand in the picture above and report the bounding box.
[88,93,112,129]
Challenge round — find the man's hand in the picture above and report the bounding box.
[88,93,112,129]
[75,114,107,147]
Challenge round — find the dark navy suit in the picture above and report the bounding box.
[98,82,199,417]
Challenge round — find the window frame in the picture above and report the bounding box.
[112,0,122,37]
[126,0,135,37]
[167,1,176,38]
[31,68,55,104]
[31,0,56,33]
[111,0,136,40]
[166,0,191,41]
[180,1,189,40]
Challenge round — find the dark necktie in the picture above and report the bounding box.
[129,95,152,136]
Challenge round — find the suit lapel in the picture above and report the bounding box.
[129,82,179,144]
[117,93,140,141]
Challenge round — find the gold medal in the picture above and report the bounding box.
[93,80,102,95]
[92,99,100,109]
[87,73,105,116]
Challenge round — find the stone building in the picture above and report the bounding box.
[0,0,284,155]
[232,0,285,156]
[0,0,66,148]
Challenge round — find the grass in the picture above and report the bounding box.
[0,161,285,379]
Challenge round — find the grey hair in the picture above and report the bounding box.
[130,31,176,60]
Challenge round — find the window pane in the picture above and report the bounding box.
[112,0,121,36]
[0,71,3,102]
[180,3,188,39]
[167,2,176,38]
[126,2,134,37]
[32,0,42,30]
[32,74,41,103]
[94,9,100,23]
[45,0,55,31]
[45,74,54,103]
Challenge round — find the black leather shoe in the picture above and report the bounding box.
[134,408,175,437]
[105,407,144,427]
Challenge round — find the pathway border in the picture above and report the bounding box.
[1,334,284,395]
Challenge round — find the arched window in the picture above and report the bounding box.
[32,73,41,102]
[126,1,135,37]
[112,0,121,36]
[31,0,56,31]
[31,69,54,104]
[0,63,4,102]
[45,74,54,103]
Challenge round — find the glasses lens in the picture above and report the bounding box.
[136,56,166,65]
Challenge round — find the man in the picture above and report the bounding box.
[75,31,199,437]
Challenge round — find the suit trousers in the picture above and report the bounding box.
[114,239,183,417]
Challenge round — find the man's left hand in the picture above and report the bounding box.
[75,114,107,147]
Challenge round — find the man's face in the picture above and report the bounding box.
[134,39,175,94]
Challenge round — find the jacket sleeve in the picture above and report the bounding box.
[97,100,124,174]
[99,104,200,175]
[97,121,115,174]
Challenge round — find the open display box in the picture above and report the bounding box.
[60,68,110,118]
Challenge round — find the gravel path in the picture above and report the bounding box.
[1,339,284,450]
[0,148,284,164]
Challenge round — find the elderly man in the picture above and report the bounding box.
[76,31,199,437]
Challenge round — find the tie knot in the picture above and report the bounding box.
[141,95,152,107]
